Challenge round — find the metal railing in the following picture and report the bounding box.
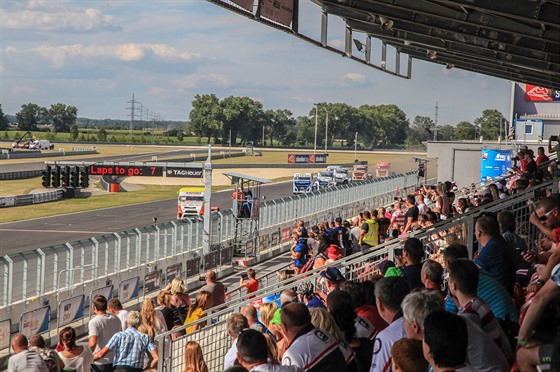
[156,178,552,372]
[0,171,418,351]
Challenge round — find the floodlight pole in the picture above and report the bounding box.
[314,104,318,155]
[203,145,212,255]
[324,110,329,154]
[354,132,358,160]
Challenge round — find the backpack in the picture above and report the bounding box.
[31,347,60,372]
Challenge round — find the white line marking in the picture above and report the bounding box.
[0,228,113,234]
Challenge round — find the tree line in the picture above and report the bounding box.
[1,99,508,148]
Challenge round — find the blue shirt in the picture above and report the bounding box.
[445,269,519,322]
[474,236,515,296]
[106,327,156,368]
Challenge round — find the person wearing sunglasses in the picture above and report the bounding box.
[529,197,560,291]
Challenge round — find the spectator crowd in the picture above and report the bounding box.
[7,146,560,372]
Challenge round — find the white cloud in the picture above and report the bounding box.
[20,43,200,68]
[1,2,121,32]
[174,74,232,89]
[480,80,488,89]
[341,72,367,84]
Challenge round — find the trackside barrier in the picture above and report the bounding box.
[156,179,552,372]
[0,171,418,352]
[0,190,63,207]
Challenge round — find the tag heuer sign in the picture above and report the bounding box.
[166,167,203,178]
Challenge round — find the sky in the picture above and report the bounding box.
[0,0,513,126]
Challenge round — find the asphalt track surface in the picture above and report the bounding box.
[1,147,289,254]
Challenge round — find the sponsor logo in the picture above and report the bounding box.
[166,168,203,178]
[526,85,551,101]
[482,152,488,161]
[315,330,329,342]
[494,153,506,161]
[372,338,382,354]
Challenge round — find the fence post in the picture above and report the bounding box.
[1,255,13,307]
[35,249,46,299]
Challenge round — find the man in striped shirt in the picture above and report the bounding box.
[447,259,513,362]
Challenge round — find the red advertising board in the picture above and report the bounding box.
[525,84,560,101]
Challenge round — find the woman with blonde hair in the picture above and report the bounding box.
[184,291,212,334]
[163,277,191,324]
[259,302,283,343]
[183,341,208,372]
[141,298,168,340]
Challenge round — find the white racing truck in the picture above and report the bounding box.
[315,171,335,189]
[333,167,350,185]
[177,187,220,219]
[293,173,316,194]
[352,164,369,181]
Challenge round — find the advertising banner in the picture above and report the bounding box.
[165,167,203,178]
[90,285,113,316]
[0,319,11,350]
[166,263,182,283]
[186,256,201,278]
[144,270,162,295]
[58,295,85,328]
[525,84,560,101]
[231,0,254,12]
[20,306,50,337]
[480,149,513,183]
[89,164,163,177]
[259,0,294,27]
[119,277,140,303]
[287,154,327,164]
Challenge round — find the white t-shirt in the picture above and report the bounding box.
[8,350,49,372]
[282,328,339,370]
[88,313,122,365]
[370,317,406,372]
[57,346,94,372]
[117,310,128,331]
[224,338,238,370]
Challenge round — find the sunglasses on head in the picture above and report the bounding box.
[539,210,554,221]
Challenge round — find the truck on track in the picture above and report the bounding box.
[293,173,316,194]
[333,167,349,185]
[352,164,369,181]
[177,187,220,219]
[315,171,335,189]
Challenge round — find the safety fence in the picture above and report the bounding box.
[0,171,417,354]
[155,178,552,372]
[0,189,63,208]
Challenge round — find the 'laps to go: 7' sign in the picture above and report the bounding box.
[89,165,163,177]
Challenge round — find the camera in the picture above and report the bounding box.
[394,248,403,257]
[240,273,248,280]
[551,135,558,142]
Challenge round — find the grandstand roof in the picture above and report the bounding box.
[222,171,272,184]
[207,0,560,90]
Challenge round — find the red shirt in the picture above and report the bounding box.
[244,278,259,294]
[356,304,388,333]
[536,154,550,165]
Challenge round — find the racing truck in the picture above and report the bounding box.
[177,187,219,219]
[333,167,350,185]
[293,173,316,194]
[314,170,335,189]
[352,164,369,181]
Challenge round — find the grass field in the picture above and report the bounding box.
[0,146,430,223]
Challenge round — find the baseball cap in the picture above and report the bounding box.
[320,267,344,282]
[335,217,343,223]
[270,308,282,325]
[384,267,404,278]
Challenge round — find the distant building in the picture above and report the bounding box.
[512,83,560,142]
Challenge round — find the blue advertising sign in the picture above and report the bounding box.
[480,149,513,183]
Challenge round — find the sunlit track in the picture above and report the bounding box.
[0,228,113,234]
